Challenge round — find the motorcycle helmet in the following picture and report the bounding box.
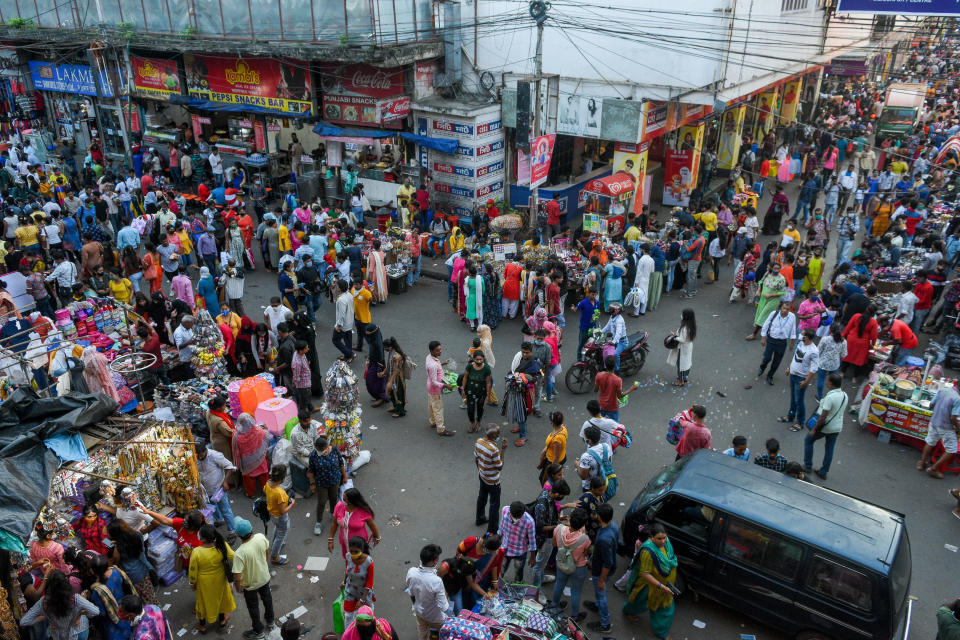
[609,302,622,314]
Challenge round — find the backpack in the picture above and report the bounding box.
[252,497,270,531]
[586,444,617,500]
[554,527,582,574]
[402,356,417,380]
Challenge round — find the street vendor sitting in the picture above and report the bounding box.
[879,313,919,366]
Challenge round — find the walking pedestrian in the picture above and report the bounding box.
[231,517,274,640]
[329,488,380,559]
[405,544,448,640]
[585,503,619,633]
[917,381,960,479]
[462,351,493,433]
[621,523,677,639]
[341,537,375,627]
[383,337,408,417]
[498,501,537,584]
[666,308,696,387]
[781,328,818,432]
[548,507,591,620]
[195,443,237,537]
[332,280,356,362]
[530,479,570,587]
[804,372,849,480]
[307,435,347,536]
[755,301,797,385]
[426,340,456,437]
[474,425,505,532]
[188,525,235,633]
[264,464,294,565]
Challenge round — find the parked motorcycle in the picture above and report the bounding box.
[565,328,649,394]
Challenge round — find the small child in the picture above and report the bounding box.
[342,536,374,627]
[723,435,750,461]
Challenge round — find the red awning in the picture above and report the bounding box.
[583,171,636,197]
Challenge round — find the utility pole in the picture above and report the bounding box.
[528,0,548,235]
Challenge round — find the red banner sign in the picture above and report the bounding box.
[191,114,203,141]
[131,56,182,99]
[531,134,556,188]
[318,63,404,129]
[378,96,410,123]
[253,121,266,152]
[183,54,313,116]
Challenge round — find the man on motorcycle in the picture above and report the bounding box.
[601,303,628,370]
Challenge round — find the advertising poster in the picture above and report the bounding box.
[613,141,643,213]
[516,151,531,186]
[530,134,556,188]
[130,56,182,99]
[779,80,802,124]
[677,122,705,190]
[754,88,779,139]
[558,95,603,138]
[717,105,746,170]
[317,63,404,129]
[183,54,312,116]
[865,395,931,440]
[253,121,266,152]
[662,149,696,207]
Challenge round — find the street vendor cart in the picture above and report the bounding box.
[581,171,633,237]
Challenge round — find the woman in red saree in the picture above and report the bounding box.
[231,413,269,498]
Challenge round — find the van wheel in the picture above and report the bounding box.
[796,630,833,640]
[675,571,698,603]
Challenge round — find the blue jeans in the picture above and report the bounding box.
[214,172,225,187]
[793,200,811,223]
[447,264,454,300]
[816,367,838,399]
[270,513,289,558]
[304,291,322,322]
[804,430,839,474]
[446,590,463,616]
[824,203,837,226]
[864,216,873,236]
[501,551,528,583]
[545,365,558,400]
[211,494,236,532]
[836,237,852,265]
[531,540,554,587]
[788,373,808,426]
[129,271,144,294]
[894,347,914,366]
[428,236,446,258]
[600,409,619,421]
[614,337,628,370]
[552,564,588,614]
[407,255,421,285]
[202,254,218,277]
[517,420,527,439]
[591,575,611,627]
[665,260,679,292]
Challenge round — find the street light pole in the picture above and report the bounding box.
[528,1,548,236]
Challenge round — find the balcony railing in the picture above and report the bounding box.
[0,0,436,45]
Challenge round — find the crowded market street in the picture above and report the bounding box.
[135,205,945,640]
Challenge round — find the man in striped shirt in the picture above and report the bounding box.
[474,426,505,533]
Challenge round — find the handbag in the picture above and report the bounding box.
[663,332,679,350]
[332,588,346,635]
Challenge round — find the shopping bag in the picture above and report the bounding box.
[332,589,346,635]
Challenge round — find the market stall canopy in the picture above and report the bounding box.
[0,388,118,553]
[935,135,960,164]
[583,171,636,197]
[311,121,459,154]
[168,95,307,118]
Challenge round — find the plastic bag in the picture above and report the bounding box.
[332,589,345,635]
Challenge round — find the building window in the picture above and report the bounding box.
[781,0,808,12]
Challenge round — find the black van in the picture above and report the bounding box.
[622,450,911,640]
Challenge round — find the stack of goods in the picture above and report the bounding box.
[153,378,236,426]
[53,299,131,360]
[146,526,180,585]
[191,310,228,378]
[320,360,363,466]
[445,580,579,640]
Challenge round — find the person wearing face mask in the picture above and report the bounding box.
[600,302,627,370]
[405,545,448,640]
[341,537,375,627]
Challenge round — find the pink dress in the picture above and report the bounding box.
[796,298,825,331]
[30,541,82,590]
[333,502,372,558]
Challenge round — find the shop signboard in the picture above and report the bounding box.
[183,54,312,117]
[432,158,504,181]
[318,63,404,129]
[28,60,119,97]
[557,95,603,138]
[779,79,802,124]
[130,56,182,99]
[837,0,960,15]
[377,96,410,123]
[453,139,504,161]
[662,149,696,207]
[826,57,868,76]
[865,394,930,440]
[433,178,504,200]
[717,105,746,170]
[253,121,266,152]
[613,142,648,215]
[191,114,203,141]
[530,134,556,188]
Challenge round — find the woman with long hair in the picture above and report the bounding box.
[106,520,157,604]
[341,537,375,627]
[142,242,163,294]
[841,305,878,385]
[364,324,388,406]
[19,570,100,640]
[234,316,257,376]
[538,412,568,485]
[747,261,786,340]
[291,311,324,397]
[251,322,277,373]
[383,336,407,418]
[188,525,235,633]
[121,246,143,294]
[667,309,697,387]
[328,488,381,559]
[232,413,269,497]
[88,553,135,640]
[147,291,170,345]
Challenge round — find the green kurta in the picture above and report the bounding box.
[466,275,484,321]
[753,273,786,328]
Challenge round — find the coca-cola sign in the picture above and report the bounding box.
[318,63,403,99]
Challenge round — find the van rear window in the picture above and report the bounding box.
[890,532,911,608]
[722,519,803,581]
[805,555,873,611]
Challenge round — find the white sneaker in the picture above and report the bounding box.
[542,574,556,584]
[313,522,323,536]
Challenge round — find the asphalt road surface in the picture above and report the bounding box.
[158,181,950,640]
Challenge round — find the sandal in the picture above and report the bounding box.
[777,417,791,423]
[950,489,960,499]
[917,459,927,470]
[514,439,527,447]
[790,424,803,432]
[195,624,208,635]
[391,413,402,418]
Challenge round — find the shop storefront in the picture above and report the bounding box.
[315,63,414,205]
[28,59,128,165]
[412,97,505,222]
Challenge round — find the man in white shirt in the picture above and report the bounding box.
[333,279,355,361]
[263,296,293,340]
[405,544,448,640]
[837,164,858,213]
[896,280,918,326]
[785,328,819,430]
[42,198,61,216]
[173,315,196,368]
[209,147,224,187]
[756,300,797,386]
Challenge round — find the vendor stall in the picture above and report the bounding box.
[581,171,634,237]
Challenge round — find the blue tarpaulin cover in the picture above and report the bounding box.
[312,121,459,154]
